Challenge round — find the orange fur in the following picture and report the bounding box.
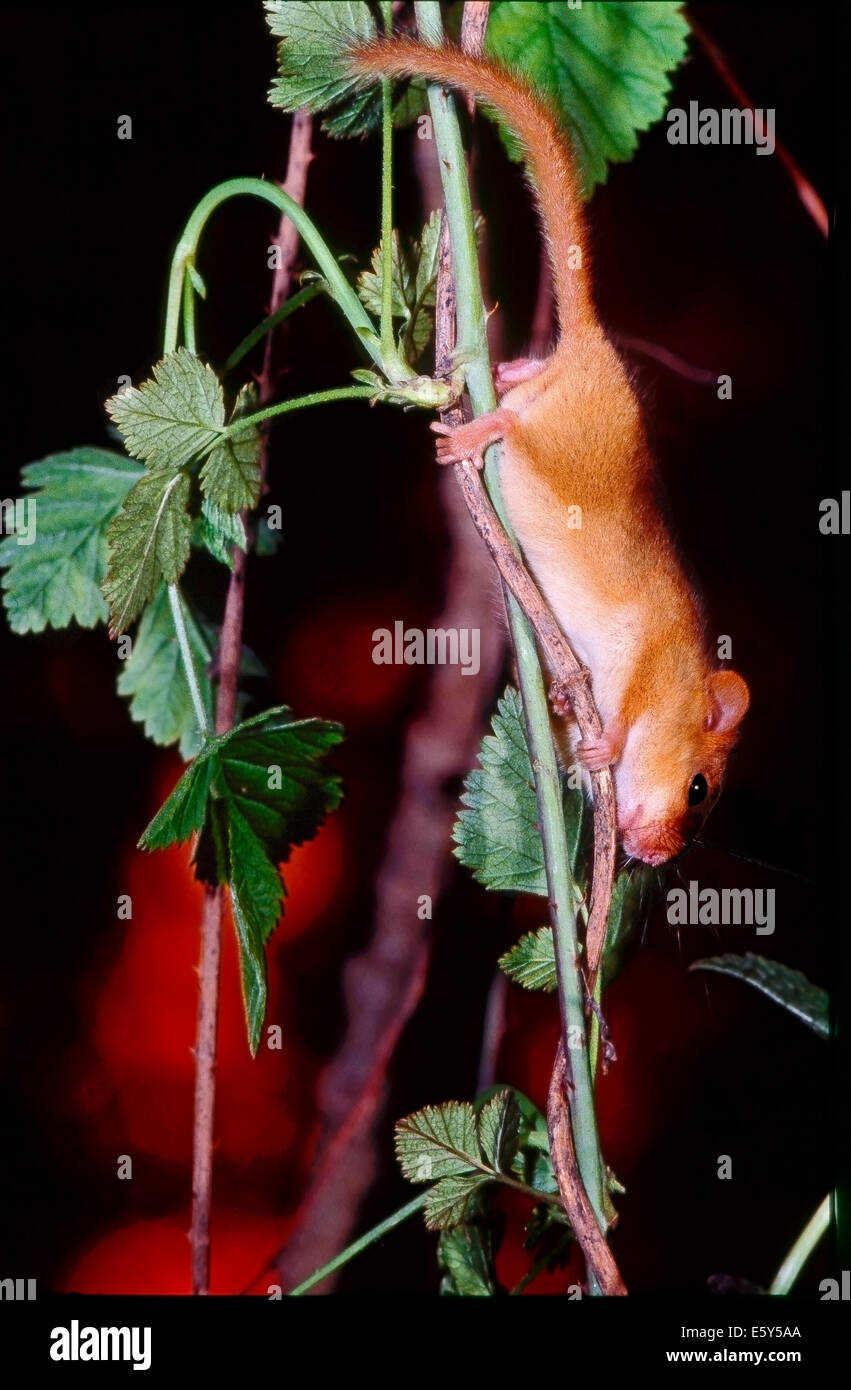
[348,38,749,865]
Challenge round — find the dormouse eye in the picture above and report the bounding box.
[688,773,708,807]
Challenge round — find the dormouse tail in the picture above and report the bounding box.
[347,37,593,342]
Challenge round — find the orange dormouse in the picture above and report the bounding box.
[349,38,749,866]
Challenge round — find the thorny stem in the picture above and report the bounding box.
[414,0,611,1288]
[379,3,397,368]
[163,142,321,1295]
[768,1193,831,1295]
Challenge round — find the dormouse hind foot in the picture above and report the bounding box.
[493,356,549,396]
[430,408,517,470]
[576,727,624,772]
[550,667,592,718]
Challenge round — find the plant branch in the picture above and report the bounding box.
[768,1193,831,1295]
[414,2,616,1286]
[288,1194,427,1295]
[548,1043,627,1295]
[226,384,376,434]
[184,118,316,1295]
[223,281,325,375]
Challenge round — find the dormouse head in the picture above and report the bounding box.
[613,669,750,866]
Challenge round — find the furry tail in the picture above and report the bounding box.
[347,37,592,341]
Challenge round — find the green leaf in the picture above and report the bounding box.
[477,1089,520,1173]
[117,585,214,758]
[602,864,655,983]
[438,1225,498,1296]
[453,686,546,894]
[139,706,344,1052]
[357,210,443,360]
[500,926,557,992]
[106,348,225,472]
[486,0,690,193]
[199,383,261,515]
[139,752,217,851]
[103,467,192,635]
[265,0,379,136]
[425,1175,488,1231]
[0,448,143,633]
[690,954,829,1040]
[265,0,426,137]
[199,498,248,568]
[228,804,281,1055]
[396,1102,480,1184]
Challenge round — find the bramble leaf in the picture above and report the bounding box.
[486,0,690,193]
[116,585,214,758]
[139,706,343,1052]
[690,954,829,1039]
[499,926,557,992]
[103,467,192,635]
[438,1225,498,1296]
[357,210,443,360]
[265,0,427,137]
[0,448,143,633]
[396,1102,480,1184]
[199,383,262,515]
[425,1175,488,1231]
[477,1089,520,1173]
[106,348,225,472]
[200,499,247,569]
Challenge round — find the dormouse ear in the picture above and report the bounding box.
[706,670,750,734]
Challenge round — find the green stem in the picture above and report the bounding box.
[182,272,197,354]
[167,584,209,740]
[414,0,606,1268]
[162,177,381,364]
[225,384,375,435]
[288,1193,426,1295]
[222,281,326,374]
[379,2,397,367]
[769,1193,831,1295]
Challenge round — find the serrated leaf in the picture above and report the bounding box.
[103,467,192,635]
[139,705,344,1051]
[200,497,247,568]
[438,1225,497,1296]
[690,954,829,1039]
[357,210,443,361]
[477,1089,520,1173]
[106,348,225,471]
[425,1175,489,1231]
[117,585,214,758]
[199,383,261,514]
[215,707,344,861]
[486,0,690,193]
[396,1102,480,1184]
[265,1,379,136]
[228,804,281,1056]
[500,927,557,992]
[0,448,143,633]
[138,752,217,851]
[453,685,546,893]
